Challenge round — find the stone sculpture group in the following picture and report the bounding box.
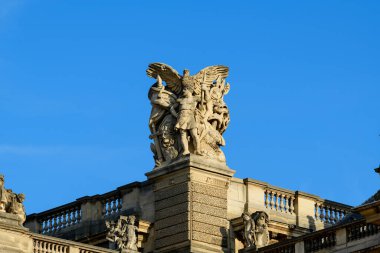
[242,211,270,249]
[0,174,26,226]
[147,63,230,167]
[105,215,138,252]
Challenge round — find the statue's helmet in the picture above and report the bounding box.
[17,193,25,202]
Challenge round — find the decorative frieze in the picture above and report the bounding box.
[192,231,226,246]
[193,202,227,219]
[192,212,229,228]
[192,182,227,200]
[192,221,227,237]
[192,192,227,209]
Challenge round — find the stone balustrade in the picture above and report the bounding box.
[101,193,122,218]
[230,178,352,235]
[264,188,296,214]
[39,203,82,235]
[346,219,379,242]
[31,234,116,253]
[314,200,348,225]
[25,181,145,240]
[247,219,380,253]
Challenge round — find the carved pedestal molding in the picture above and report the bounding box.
[146,155,235,252]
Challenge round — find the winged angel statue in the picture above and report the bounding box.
[147,63,230,167]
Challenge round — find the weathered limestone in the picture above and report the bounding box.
[147,63,230,167]
[0,174,26,226]
[146,155,235,252]
[105,215,139,253]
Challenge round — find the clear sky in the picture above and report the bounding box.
[0,0,379,214]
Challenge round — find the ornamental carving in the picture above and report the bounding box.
[0,174,26,226]
[147,63,230,167]
[242,211,270,248]
[106,215,138,252]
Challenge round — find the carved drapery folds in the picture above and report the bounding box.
[242,211,270,249]
[147,63,231,167]
[106,215,139,252]
[0,174,26,226]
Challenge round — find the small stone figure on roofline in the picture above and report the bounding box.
[241,211,270,249]
[0,174,26,226]
[106,215,138,252]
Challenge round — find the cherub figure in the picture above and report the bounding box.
[242,212,256,247]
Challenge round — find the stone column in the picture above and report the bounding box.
[146,155,235,253]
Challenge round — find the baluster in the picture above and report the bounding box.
[289,197,295,214]
[48,216,53,234]
[54,215,59,232]
[283,194,287,212]
[315,203,319,220]
[275,192,279,210]
[277,193,284,212]
[117,198,122,212]
[57,214,62,231]
[332,208,337,223]
[264,190,268,208]
[329,207,334,223]
[77,207,82,222]
[68,209,73,226]
[61,211,67,229]
[72,209,77,224]
[319,204,325,222]
[326,206,331,223]
[107,199,112,215]
[111,198,117,214]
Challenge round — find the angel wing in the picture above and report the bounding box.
[146,63,182,95]
[192,65,229,94]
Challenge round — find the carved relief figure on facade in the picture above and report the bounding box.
[241,211,270,249]
[146,63,231,166]
[0,175,7,212]
[106,215,138,252]
[0,174,26,226]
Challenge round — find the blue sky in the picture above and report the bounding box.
[0,0,379,214]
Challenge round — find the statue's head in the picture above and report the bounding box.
[183,69,190,77]
[17,193,25,203]
[255,211,269,226]
[182,87,193,98]
[129,215,136,224]
[0,174,4,184]
[241,212,251,221]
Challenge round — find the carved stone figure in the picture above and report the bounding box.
[0,175,7,212]
[242,212,256,247]
[146,63,231,167]
[0,174,26,226]
[106,215,138,252]
[10,193,26,226]
[241,211,270,248]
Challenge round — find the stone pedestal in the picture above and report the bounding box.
[0,212,32,253]
[146,155,235,253]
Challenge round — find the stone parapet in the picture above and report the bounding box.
[0,219,116,253]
